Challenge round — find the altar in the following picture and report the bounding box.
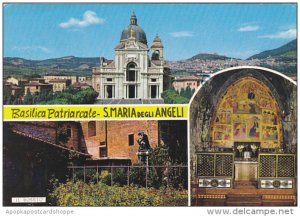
[234,161,258,181]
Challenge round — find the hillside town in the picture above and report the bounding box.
[4,74,92,100]
[167,56,296,75]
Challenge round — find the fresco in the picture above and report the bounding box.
[212,77,282,148]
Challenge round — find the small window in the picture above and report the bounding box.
[100,141,106,146]
[151,78,157,82]
[99,146,107,157]
[128,134,134,146]
[107,78,112,82]
[88,121,96,137]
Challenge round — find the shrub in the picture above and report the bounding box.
[49,180,187,206]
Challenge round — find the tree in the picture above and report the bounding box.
[72,88,98,104]
[161,88,189,104]
[24,89,33,104]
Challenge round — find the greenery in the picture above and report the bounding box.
[71,147,187,189]
[259,63,296,75]
[189,53,234,61]
[4,56,98,77]
[248,39,296,60]
[49,180,187,206]
[3,90,21,105]
[4,87,98,105]
[161,86,194,104]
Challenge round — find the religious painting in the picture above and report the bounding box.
[261,141,280,148]
[259,97,276,110]
[247,115,261,140]
[233,122,246,140]
[262,109,278,125]
[212,140,232,148]
[215,109,232,124]
[262,124,279,141]
[213,125,232,141]
[211,77,282,148]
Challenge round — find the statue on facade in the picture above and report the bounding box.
[137,132,151,163]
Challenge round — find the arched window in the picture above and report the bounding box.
[126,63,137,81]
[88,121,96,137]
[152,50,160,60]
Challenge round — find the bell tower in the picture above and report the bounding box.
[151,34,164,61]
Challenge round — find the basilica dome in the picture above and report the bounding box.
[120,13,147,45]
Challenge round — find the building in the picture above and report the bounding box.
[72,82,92,90]
[80,121,159,164]
[190,66,297,206]
[78,76,92,84]
[4,82,22,97]
[92,13,166,101]
[172,76,200,92]
[7,121,160,164]
[43,74,78,85]
[48,79,71,92]
[24,79,53,95]
[6,76,28,86]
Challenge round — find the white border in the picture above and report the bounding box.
[1,1,299,215]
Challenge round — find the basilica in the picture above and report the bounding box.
[92,13,166,102]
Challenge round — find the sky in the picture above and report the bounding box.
[3,3,297,60]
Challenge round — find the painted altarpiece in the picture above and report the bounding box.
[211,77,282,149]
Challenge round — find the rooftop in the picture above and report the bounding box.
[25,82,53,86]
[95,99,164,104]
[174,76,200,81]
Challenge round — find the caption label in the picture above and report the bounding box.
[3,105,188,121]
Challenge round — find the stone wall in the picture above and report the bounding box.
[80,120,159,163]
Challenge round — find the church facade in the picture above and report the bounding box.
[92,13,165,100]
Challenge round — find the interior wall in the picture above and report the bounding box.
[190,68,297,183]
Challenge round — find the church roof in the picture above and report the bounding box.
[120,12,147,45]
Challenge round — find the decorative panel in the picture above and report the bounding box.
[211,77,282,148]
[259,179,293,189]
[215,154,233,177]
[199,178,231,188]
[197,153,233,178]
[259,154,295,178]
[259,155,276,177]
[197,154,214,177]
[277,155,295,177]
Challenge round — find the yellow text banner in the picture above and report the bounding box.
[3,105,188,121]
